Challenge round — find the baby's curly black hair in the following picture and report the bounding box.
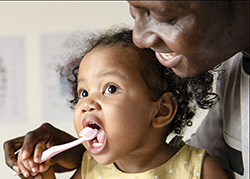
[58,27,217,136]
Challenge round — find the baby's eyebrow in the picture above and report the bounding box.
[97,70,127,80]
[77,78,84,83]
[77,70,127,83]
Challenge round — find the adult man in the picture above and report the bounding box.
[129,2,249,179]
[4,1,249,179]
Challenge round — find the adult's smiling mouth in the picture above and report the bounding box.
[155,52,183,68]
[160,52,177,60]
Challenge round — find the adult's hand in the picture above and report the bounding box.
[4,123,85,177]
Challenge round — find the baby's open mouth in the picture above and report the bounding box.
[88,122,100,130]
[87,122,106,148]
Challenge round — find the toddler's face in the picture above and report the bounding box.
[74,45,158,165]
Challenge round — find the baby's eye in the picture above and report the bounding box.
[104,85,120,94]
[79,90,88,98]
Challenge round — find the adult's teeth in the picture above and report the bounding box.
[160,52,176,60]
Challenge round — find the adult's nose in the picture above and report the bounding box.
[132,27,160,49]
[129,4,160,49]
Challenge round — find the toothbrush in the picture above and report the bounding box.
[40,127,98,163]
[13,127,98,176]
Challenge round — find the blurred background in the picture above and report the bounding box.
[0,2,206,178]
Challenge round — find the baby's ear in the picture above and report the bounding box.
[152,92,178,128]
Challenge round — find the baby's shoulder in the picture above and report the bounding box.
[201,155,228,179]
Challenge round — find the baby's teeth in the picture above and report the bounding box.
[93,143,104,147]
[92,139,103,148]
[161,52,176,60]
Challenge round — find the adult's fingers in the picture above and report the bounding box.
[16,122,81,173]
[33,142,47,164]
[21,123,53,160]
[3,136,25,171]
[24,123,80,169]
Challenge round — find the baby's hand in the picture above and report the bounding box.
[17,143,48,178]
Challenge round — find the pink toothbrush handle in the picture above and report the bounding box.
[12,137,85,176]
[40,127,98,163]
[40,137,86,163]
[12,127,98,176]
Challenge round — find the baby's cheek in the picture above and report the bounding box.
[82,141,88,150]
[73,105,83,136]
[74,119,82,137]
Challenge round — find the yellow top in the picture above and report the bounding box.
[81,144,208,179]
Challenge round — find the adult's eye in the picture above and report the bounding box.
[166,18,177,25]
[153,14,177,24]
[79,90,88,98]
[104,85,120,94]
[150,11,177,24]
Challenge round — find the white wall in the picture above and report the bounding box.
[0,2,206,178]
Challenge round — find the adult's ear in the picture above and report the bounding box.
[152,92,178,128]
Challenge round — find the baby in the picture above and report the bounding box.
[16,28,227,179]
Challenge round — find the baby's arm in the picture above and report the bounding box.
[201,155,228,179]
